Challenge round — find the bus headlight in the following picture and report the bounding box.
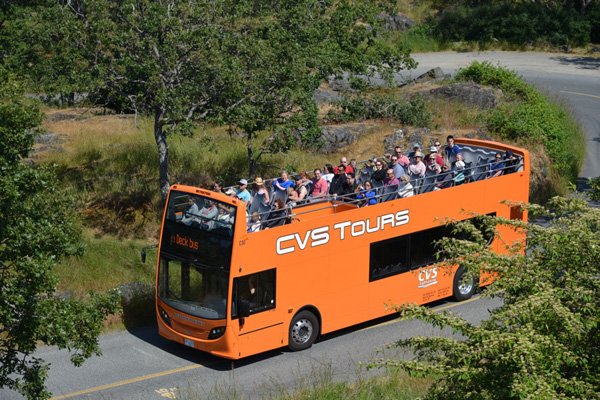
[208,326,226,340]
[158,306,171,327]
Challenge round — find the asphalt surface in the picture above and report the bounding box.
[1,51,598,400]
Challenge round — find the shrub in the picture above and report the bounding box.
[455,61,584,186]
[324,94,433,127]
[430,2,591,47]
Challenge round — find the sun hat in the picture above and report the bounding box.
[414,151,424,158]
[254,177,264,185]
[430,146,437,153]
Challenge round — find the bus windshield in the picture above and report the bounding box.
[158,190,236,319]
[158,258,229,319]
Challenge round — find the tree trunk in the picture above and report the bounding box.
[154,109,170,201]
[247,133,256,179]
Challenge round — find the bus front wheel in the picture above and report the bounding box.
[452,266,476,301]
[288,311,319,351]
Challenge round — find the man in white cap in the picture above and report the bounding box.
[426,145,443,167]
[236,179,251,202]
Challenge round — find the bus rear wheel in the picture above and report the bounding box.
[453,266,476,301]
[288,311,319,351]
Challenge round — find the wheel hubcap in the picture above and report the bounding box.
[291,318,313,344]
[458,279,473,295]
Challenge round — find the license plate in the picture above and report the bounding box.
[184,338,194,348]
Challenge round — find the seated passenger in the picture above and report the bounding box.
[323,164,335,183]
[346,173,359,195]
[212,180,226,194]
[288,172,309,204]
[273,170,294,192]
[504,150,518,174]
[181,197,199,226]
[384,169,400,186]
[247,211,261,233]
[216,204,235,229]
[426,146,443,167]
[453,158,466,185]
[408,143,422,160]
[263,199,287,229]
[398,174,414,198]
[329,165,351,199]
[236,179,251,202]
[434,163,454,190]
[488,152,505,178]
[356,180,377,206]
[408,152,426,177]
[311,168,328,199]
[334,157,354,175]
[199,199,219,230]
[250,177,270,205]
[371,160,387,186]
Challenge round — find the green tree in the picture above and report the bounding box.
[0,76,120,400]
[35,0,414,196]
[369,198,600,399]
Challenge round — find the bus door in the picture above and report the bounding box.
[231,269,282,357]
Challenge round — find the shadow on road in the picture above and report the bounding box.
[125,323,285,371]
[549,56,600,70]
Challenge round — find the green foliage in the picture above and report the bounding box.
[324,94,433,127]
[589,177,600,201]
[427,2,591,47]
[0,80,120,400]
[369,198,600,399]
[455,61,584,185]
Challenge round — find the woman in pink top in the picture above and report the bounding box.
[408,152,426,177]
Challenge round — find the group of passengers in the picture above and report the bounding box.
[198,134,518,233]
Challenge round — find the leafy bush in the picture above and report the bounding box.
[370,198,600,399]
[429,2,591,47]
[455,61,584,185]
[324,94,433,127]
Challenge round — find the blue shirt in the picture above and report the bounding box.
[273,178,294,190]
[445,144,461,158]
[237,189,251,202]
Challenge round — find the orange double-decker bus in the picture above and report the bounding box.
[153,139,529,359]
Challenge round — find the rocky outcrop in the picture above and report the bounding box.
[313,88,343,104]
[427,83,501,109]
[412,67,451,85]
[375,13,416,32]
[318,123,380,154]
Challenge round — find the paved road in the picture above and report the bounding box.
[1,52,598,400]
[409,51,600,179]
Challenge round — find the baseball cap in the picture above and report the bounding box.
[239,179,248,185]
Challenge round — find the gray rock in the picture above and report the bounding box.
[375,13,416,32]
[383,129,406,152]
[319,123,379,154]
[427,83,501,109]
[50,113,78,122]
[35,133,64,145]
[313,88,343,104]
[31,144,66,154]
[412,67,451,84]
[407,128,431,150]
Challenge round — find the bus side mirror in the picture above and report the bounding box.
[239,300,250,318]
[140,244,158,264]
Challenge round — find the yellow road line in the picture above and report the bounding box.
[361,295,482,331]
[559,90,600,100]
[52,295,483,399]
[50,364,204,399]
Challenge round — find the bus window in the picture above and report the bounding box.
[158,258,229,320]
[370,236,410,281]
[232,269,276,318]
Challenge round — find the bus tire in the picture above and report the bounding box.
[288,311,319,351]
[452,266,476,301]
